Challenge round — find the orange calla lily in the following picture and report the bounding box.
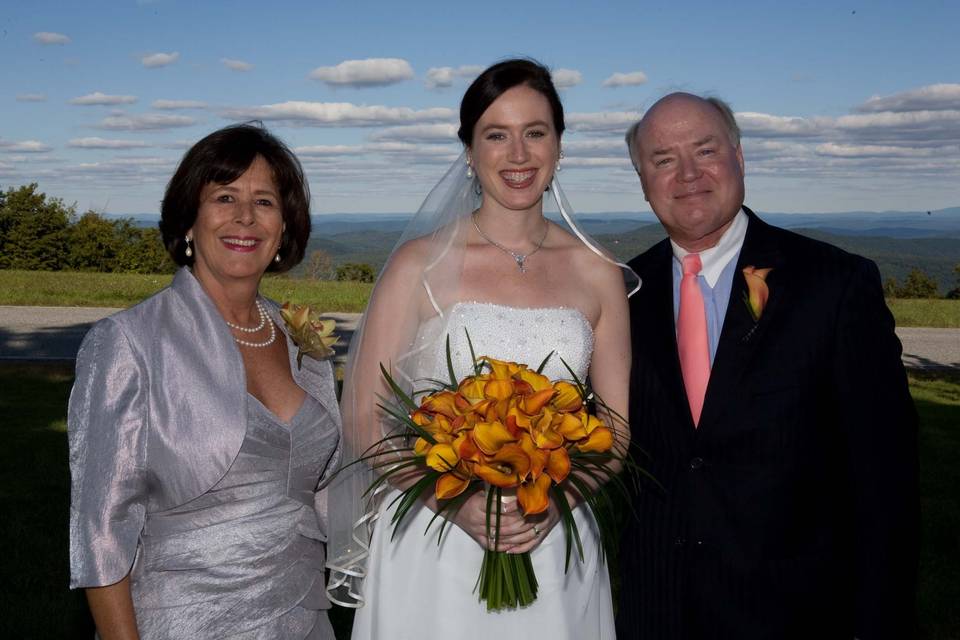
[458,377,487,403]
[474,443,530,488]
[425,443,460,471]
[422,391,461,418]
[577,426,614,453]
[414,437,432,457]
[484,378,515,401]
[436,470,471,499]
[520,387,556,415]
[554,412,589,442]
[742,266,773,321]
[472,419,517,455]
[516,368,552,392]
[518,433,549,478]
[517,473,552,515]
[545,447,571,483]
[530,409,564,450]
[551,381,583,413]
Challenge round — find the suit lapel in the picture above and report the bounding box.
[698,210,787,431]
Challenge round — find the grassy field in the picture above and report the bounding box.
[0,270,373,313]
[887,298,960,329]
[0,365,957,638]
[1,270,960,328]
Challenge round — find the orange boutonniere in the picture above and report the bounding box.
[742,266,773,322]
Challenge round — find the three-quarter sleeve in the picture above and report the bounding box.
[68,318,150,588]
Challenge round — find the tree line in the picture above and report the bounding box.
[0,184,173,273]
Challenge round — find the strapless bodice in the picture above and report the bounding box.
[408,301,594,385]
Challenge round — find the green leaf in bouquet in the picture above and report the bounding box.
[389,472,439,541]
[550,483,583,571]
[445,334,458,389]
[375,398,436,444]
[464,329,482,376]
[379,363,418,412]
[535,350,555,374]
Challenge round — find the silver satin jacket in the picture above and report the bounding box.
[67,267,342,588]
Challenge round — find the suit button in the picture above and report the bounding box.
[689,457,704,470]
[674,537,686,548]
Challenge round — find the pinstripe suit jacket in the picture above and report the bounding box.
[616,209,918,640]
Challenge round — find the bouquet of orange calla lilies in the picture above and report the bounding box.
[363,332,639,612]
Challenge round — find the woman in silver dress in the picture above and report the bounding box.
[68,123,341,639]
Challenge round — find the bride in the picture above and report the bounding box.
[327,59,634,639]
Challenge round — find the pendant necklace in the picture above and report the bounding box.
[472,213,548,273]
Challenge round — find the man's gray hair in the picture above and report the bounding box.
[624,94,741,173]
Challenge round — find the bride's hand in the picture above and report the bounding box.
[451,491,560,553]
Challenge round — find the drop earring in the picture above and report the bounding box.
[556,149,564,172]
[184,235,193,258]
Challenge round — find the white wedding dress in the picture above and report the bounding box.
[351,302,616,640]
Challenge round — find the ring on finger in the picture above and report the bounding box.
[532,524,541,537]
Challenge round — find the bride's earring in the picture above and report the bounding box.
[184,234,193,258]
[556,149,564,173]
[466,157,474,179]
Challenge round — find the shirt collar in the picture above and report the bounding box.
[671,208,748,287]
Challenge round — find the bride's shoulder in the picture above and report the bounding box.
[381,236,434,279]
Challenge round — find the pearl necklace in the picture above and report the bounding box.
[227,299,276,348]
[472,213,549,273]
[225,299,267,333]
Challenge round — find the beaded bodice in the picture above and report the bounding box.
[408,301,594,385]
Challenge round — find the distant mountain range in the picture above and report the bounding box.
[113,207,960,292]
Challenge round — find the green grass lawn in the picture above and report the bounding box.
[2,270,960,328]
[0,270,373,313]
[1,365,957,638]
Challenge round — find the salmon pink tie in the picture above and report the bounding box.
[678,253,710,426]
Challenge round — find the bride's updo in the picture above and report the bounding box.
[457,59,566,146]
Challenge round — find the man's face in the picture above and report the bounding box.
[633,95,745,252]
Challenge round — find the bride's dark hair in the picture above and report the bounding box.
[457,58,566,146]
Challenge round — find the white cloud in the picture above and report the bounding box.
[424,65,483,89]
[69,137,150,149]
[552,68,582,89]
[16,93,48,102]
[95,113,196,130]
[140,52,180,68]
[309,58,414,88]
[33,32,70,45]
[736,112,826,138]
[221,58,253,72]
[814,143,937,158]
[0,139,53,153]
[152,99,208,110]
[567,111,643,133]
[601,71,648,88]
[563,138,627,157]
[856,83,960,113]
[222,101,455,127]
[294,145,367,157]
[371,123,458,142]
[70,92,138,106]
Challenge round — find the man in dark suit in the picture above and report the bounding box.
[616,93,918,640]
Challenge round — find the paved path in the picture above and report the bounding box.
[0,306,957,370]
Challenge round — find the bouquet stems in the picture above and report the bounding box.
[476,549,538,611]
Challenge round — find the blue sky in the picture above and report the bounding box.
[2,0,958,215]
